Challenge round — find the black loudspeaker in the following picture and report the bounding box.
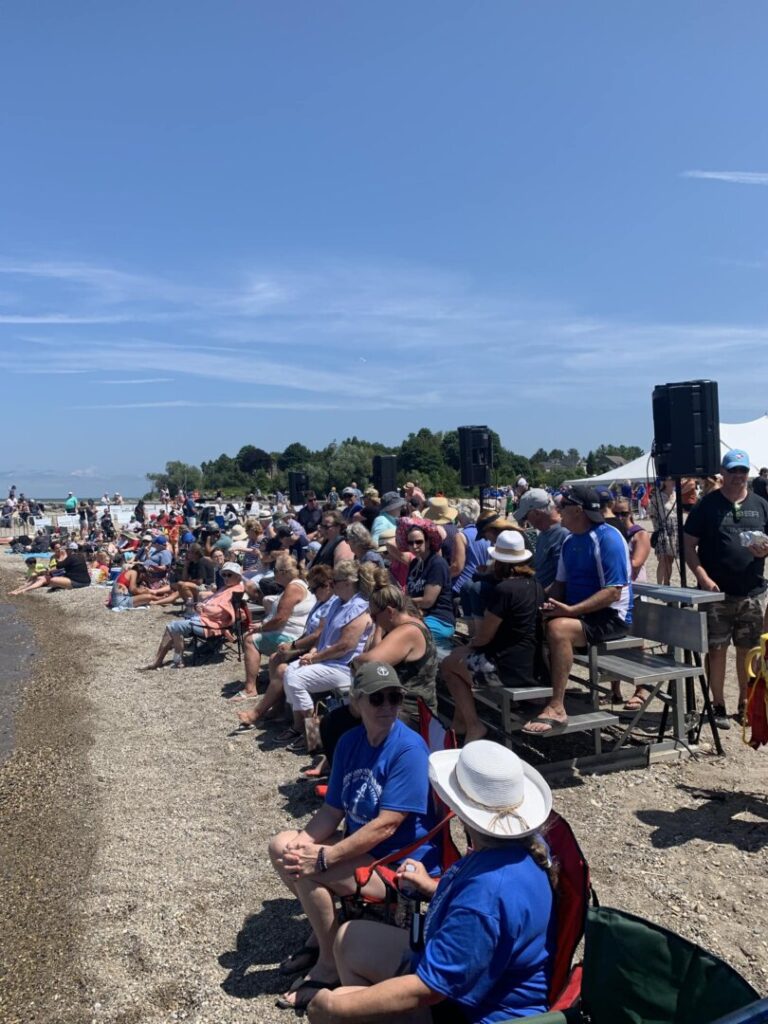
[652,380,721,478]
[372,455,398,495]
[288,471,309,506]
[458,425,492,488]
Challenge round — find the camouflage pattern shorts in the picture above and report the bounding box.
[706,594,765,649]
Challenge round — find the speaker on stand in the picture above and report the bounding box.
[458,425,492,505]
[651,379,722,752]
[372,455,398,495]
[288,471,309,506]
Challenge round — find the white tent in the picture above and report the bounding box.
[566,415,768,485]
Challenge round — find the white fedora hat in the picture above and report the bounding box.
[428,740,551,838]
[488,530,533,565]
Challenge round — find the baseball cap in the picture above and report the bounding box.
[182,531,195,544]
[722,449,750,471]
[562,484,604,524]
[220,561,243,577]
[351,661,404,696]
[153,535,168,546]
[68,542,79,550]
[342,487,356,496]
[514,488,551,523]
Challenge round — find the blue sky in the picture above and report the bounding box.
[2,2,768,497]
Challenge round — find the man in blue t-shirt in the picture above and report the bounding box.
[523,484,632,735]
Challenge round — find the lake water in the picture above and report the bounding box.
[0,600,34,764]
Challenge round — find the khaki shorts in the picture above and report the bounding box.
[706,594,765,649]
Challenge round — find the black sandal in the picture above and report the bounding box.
[278,942,320,975]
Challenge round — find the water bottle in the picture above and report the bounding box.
[740,531,768,547]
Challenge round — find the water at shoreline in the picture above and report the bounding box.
[0,600,34,764]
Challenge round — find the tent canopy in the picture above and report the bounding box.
[566,415,768,485]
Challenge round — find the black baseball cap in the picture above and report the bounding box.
[562,484,604,524]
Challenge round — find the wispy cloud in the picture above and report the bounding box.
[681,170,768,186]
[95,377,174,385]
[4,254,768,425]
[70,466,99,478]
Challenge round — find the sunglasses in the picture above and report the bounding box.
[407,538,425,546]
[368,689,404,707]
[561,498,582,508]
[616,510,631,517]
[221,571,239,578]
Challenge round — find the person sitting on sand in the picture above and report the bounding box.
[269,662,440,1012]
[109,562,163,610]
[10,542,91,595]
[140,562,244,670]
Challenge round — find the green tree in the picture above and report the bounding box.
[201,453,248,491]
[146,461,202,498]
[277,442,313,471]
[237,445,273,475]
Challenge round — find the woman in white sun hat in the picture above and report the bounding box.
[307,740,556,1024]
[439,530,545,743]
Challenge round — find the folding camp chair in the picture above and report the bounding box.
[190,590,251,665]
[521,905,761,1024]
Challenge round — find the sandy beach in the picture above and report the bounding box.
[0,556,766,1024]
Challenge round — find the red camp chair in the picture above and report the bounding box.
[343,700,461,922]
[544,811,593,1011]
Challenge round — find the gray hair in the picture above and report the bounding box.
[346,521,376,552]
[456,498,480,522]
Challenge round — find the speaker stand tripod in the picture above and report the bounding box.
[662,479,724,754]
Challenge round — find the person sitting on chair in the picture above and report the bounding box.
[140,562,244,670]
[306,740,556,1024]
[269,662,440,1012]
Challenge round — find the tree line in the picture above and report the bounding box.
[145,431,643,499]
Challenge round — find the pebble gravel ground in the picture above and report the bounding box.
[0,555,765,1024]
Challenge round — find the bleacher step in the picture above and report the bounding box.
[506,710,620,736]
[578,651,706,685]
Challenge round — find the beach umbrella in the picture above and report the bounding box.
[743,634,768,750]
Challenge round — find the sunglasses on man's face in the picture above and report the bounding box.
[368,689,404,707]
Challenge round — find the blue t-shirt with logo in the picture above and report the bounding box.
[414,846,555,1024]
[556,522,633,623]
[325,719,438,871]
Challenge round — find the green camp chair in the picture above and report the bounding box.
[522,906,762,1024]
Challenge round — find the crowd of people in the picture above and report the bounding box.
[5,455,768,1020]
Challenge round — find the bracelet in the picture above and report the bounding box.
[316,847,328,873]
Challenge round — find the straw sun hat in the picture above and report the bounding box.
[424,496,459,524]
[428,740,552,838]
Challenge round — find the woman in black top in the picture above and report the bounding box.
[10,544,92,595]
[440,530,544,741]
[403,524,455,644]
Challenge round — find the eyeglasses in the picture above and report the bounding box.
[407,538,425,546]
[368,689,404,707]
[322,523,338,530]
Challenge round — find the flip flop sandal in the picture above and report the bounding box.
[275,978,340,1012]
[228,690,260,702]
[227,723,258,737]
[521,716,568,736]
[278,943,320,975]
